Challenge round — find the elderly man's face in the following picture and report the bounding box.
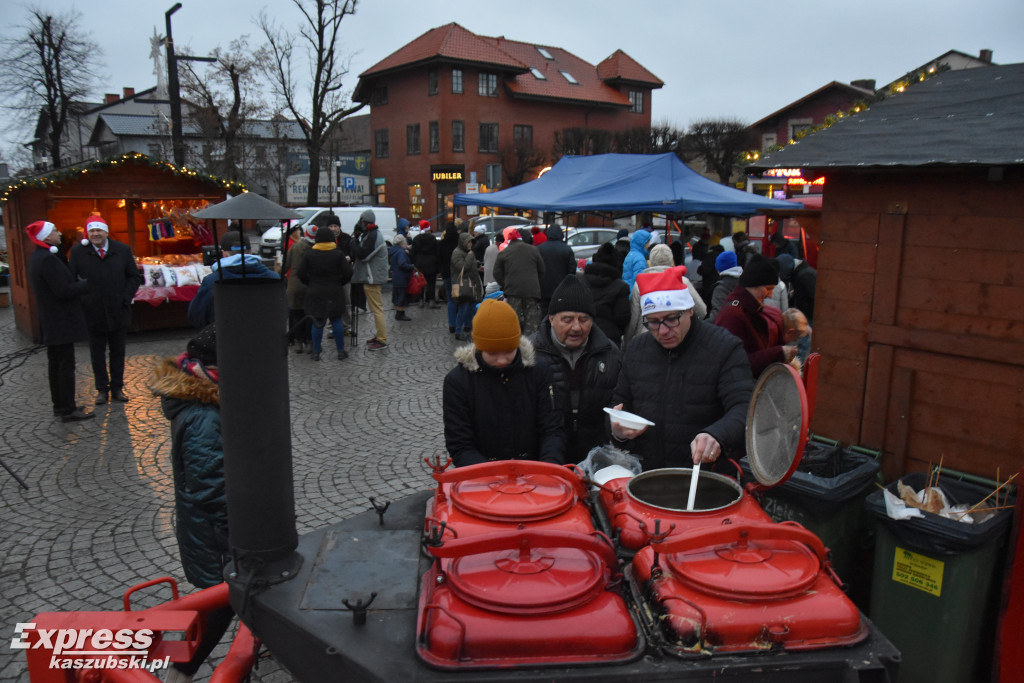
[87,228,107,247]
[644,308,693,350]
[328,224,341,236]
[549,312,592,350]
[43,229,62,246]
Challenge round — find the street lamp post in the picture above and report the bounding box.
[165,3,185,167]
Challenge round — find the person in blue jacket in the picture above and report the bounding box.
[621,228,652,288]
[150,324,233,681]
[187,231,279,328]
[389,233,414,321]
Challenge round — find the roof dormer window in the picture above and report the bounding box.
[560,70,578,85]
[530,68,546,80]
[536,46,553,60]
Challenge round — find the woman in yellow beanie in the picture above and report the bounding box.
[442,299,566,466]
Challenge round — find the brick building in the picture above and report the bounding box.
[353,23,662,224]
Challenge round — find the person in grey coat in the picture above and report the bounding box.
[26,220,94,422]
[351,209,389,350]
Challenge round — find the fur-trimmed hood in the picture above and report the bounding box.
[150,357,220,406]
[453,336,536,372]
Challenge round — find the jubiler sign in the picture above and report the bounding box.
[431,164,465,184]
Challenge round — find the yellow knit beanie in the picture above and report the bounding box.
[472,299,521,352]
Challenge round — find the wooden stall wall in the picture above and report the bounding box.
[810,167,1024,481]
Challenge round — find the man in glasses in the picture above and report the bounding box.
[609,265,752,472]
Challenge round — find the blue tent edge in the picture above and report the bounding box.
[454,153,801,216]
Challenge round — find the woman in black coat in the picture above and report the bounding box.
[298,226,353,360]
[410,221,440,307]
[582,242,630,346]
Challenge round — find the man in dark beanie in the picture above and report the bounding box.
[714,254,797,378]
[529,275,621,462]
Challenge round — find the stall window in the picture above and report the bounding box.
[478,72,498,97]
[428,69,438,96]
[452,68,463,94]
[429,121,439,153]
[407,124,421,155]
[479,123,499,153]
[374,129,389,158]
[452,121,465,153]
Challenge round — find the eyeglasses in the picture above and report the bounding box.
[643,312,684,332]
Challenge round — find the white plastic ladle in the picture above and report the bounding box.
[686,462,700,511]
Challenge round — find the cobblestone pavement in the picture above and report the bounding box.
[0,294,460,682]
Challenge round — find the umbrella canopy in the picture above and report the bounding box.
[193,192,303,220]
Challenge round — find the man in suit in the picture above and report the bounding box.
[69,214,141,404]
[26,220,94,422]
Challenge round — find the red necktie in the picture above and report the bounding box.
[98,248,105,259]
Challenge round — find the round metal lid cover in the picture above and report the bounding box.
[450,473,576,521]
[666,538,820,598]
[447,546,605,613]
[745,363,809,488]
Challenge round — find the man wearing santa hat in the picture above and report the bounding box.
[609,265,752,472]
[70,215,141,405]
[25,220,94,422]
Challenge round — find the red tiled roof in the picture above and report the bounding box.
[597,49,664,87]
[358,23,659,108]
[360,23,528,76]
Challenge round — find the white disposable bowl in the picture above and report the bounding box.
[603,407,655,431]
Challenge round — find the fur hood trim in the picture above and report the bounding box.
[150,357,220,406]
[453,336,536,371]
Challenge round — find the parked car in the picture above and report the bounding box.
[467,215,532,240]
[563,227,621,260]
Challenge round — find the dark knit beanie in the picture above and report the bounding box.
[739,254,780,287]
[187,324,218,366]
[592,241,618,267]
[548,275,596,316]
[472,299,521,353]
[315,226,336,243]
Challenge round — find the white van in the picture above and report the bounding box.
[259,206,399,255]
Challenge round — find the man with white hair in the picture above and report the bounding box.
[70,214,140,404]
[609,265,752,472]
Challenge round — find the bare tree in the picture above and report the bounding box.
[179,38,268,181]
[258,0,365,205]
[552,127,613,158]
[0,8,103,170]
[499,141,546,187]
[681,118,756,185]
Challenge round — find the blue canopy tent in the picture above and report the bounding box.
[453,153,800,215]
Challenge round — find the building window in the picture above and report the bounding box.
[479,123,499,153]
[452,120,465,152]
[536,46,553,60]
[513,124,533,147]
[147,143,161,157]
[559,70,578,85]
[452,68,463,94]
[374,129,389,158]
[429,121,439,153]
[629,90,643,113]
[406,124,421,155]
[371,85,388,105]
[428,69,438,96]
[485,163,502,190]
[761,133,778,151]
[478,72,498,97]
[788,118,813,141]
[529,67,546,80]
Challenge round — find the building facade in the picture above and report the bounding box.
[354,23,662,224]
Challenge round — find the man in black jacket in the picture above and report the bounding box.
[537,223,577,318]
[530,275,620,463]
[69,215,140,404]
[26,220,94,422]
[610,266,752,472]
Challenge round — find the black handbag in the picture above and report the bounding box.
[454,265,482,303]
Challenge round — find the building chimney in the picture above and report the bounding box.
[979,49,993,64]
[851,79,876,93]
[123,87,135,99]
[105,93,119,104]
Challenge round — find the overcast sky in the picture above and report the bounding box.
[3,0,1023,158]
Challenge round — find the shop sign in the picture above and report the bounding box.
[430,164,465,184]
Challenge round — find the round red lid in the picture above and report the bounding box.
[450,473,577,522]
[666,537,820,599]
[446,546,605,614]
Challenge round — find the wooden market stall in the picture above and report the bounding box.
[2,153,246,341]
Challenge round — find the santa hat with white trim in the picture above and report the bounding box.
[637,265,695,315]
[25,221,60,253]
[85,215,108,233]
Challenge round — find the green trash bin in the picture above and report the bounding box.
[865,471,1015,683]
[740,436,881,604]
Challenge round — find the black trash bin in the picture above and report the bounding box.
[865,471,1015,683]
[740,436,881,602]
